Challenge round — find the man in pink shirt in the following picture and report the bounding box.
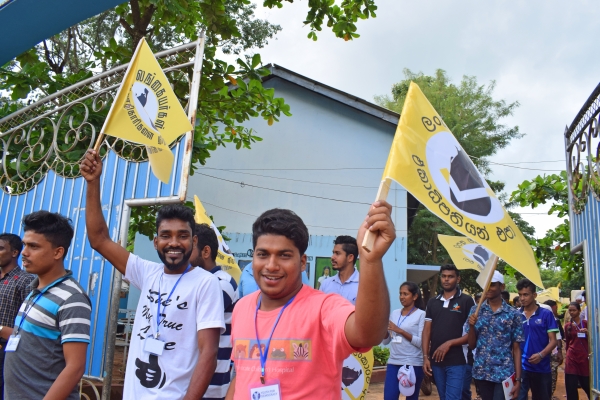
[226,202,395,400]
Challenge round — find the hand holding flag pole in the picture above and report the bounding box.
[472,254,499,318]
[362,178,392,252]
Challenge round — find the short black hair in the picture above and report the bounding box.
[513,296,520,304]
[22,211,74,258]
[156,204,195,233]
[544,299,557,307]
[334,235,358,265]
[252,209,308,255]
[194,223,218,263]
[440,264,459,277]
[516,278,536,294]
[501,290,510,301]
[0,233,23,255]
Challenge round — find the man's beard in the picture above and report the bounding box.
[157,247,193,271]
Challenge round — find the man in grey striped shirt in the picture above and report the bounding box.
[2,211,91,400]
[191,224,238,400]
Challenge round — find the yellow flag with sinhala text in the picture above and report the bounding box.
[193,195,242,283]
[101,38,193,183]
[383,82,543,288]
[437,234,493,272]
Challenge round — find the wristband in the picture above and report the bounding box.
[538,352,544,359]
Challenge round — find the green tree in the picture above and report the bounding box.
[1,0,379,239]
[375,69,528,299]
[510,171,584,283]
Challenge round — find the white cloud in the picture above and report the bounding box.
[240,0,600,237]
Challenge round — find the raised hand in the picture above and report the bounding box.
[80,149,102,182]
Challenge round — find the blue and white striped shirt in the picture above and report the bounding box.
[204,266,238,400]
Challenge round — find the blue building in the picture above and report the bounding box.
[132,65,439,312]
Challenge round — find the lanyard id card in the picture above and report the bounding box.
[577,332,587,338]
[144,337,165,356]
[5,335,21,352]
[249,380,282,400]
[392,334,403,343]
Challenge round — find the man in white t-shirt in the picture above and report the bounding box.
[81,150,225,399]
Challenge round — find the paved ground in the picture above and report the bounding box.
[365,365,589,399]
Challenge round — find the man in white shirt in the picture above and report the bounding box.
[82,150,225,399]
[320,235,359,305]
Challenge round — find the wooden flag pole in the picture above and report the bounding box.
[473,255,499,318]
[361,178,392,252]
[93,132,105,153]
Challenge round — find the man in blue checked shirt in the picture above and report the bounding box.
[467,271,524,400]
[516,278,558,400]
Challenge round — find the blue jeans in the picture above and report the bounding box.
[432,365,468,400]
[518,370,552,400]
[384,364,424,400]
[462,364,472,400]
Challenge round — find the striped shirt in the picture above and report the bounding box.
[204,266,238,400]
[4,271,92,400]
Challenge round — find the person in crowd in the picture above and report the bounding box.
[422,264,475,400]
[320,235,359,304]
[544,299,565,400]
[0,233,34,399]
[2,212,91,399]
[517,278,558,400]
[225,202,395,399]
[82,150,225,399]
[474,293,482,304]
[190,224,238,400]
[564,302,590,400]
[382,281,426,400]
[316,266,331,290]
[467,271,523,400]
[513,296,521,309]
[238,262,310,298]
[501,290,510,304]
[579,291,587,321]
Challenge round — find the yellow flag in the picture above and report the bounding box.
[101,38,193,183]
[438,234,492,272]
[537,287,560,302]
[341,350,374,400]
[383,82,543,288]
[193,195,242,283]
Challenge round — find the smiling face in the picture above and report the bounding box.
[486,282,504,300]
[21,231,64,275]
[154,218,196,273]
[253,234,306,306]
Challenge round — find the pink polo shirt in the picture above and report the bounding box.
[230,285,366,399]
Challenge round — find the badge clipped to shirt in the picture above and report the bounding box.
[144,336,165,356]
[392,334,403,344]
[249,380,282,400]
[5,334,21,352]
[578,332,587,338]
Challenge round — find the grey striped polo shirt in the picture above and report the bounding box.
[4,271,92,400]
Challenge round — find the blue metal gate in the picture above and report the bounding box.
[0,37,204,396]
[564,83,600,399]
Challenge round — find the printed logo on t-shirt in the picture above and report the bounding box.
[450,303,461,313]
[234,339,312,361]
[535,318,542,325]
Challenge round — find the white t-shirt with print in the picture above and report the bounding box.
[123,254,225,400]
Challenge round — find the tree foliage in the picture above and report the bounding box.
[1,0,379,239]
[510,171,583,279]
[375,69,528,298]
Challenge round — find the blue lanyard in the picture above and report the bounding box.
[396,306,416,327]
[16,275,69,335]
[254,295,296,383]
[156,265,191,338]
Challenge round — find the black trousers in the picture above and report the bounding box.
[476,379,505,400]
[565,373,590,400]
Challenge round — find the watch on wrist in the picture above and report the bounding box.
[515,377,523,383]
